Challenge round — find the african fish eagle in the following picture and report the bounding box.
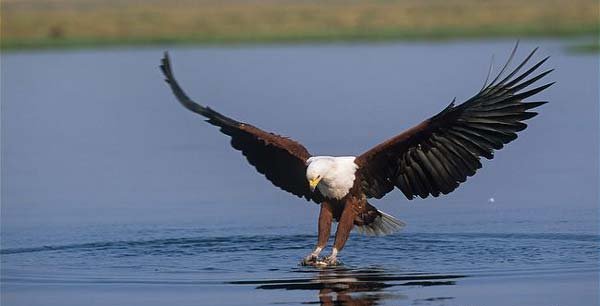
[160,43,553,266]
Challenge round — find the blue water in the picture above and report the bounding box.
[1,39,598,305]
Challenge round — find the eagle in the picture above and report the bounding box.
[160,43,552,266]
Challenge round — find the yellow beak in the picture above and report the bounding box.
[309,177,322,191]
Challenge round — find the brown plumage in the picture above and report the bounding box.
[160,54,322,203]
[356,46,553,200]
[160,42,552,266]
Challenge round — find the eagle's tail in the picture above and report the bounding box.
[355,208,405,236]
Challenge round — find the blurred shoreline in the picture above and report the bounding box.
[2,0,598,51]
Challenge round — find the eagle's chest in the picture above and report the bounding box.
[317,157,359,200]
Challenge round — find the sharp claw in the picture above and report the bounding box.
[321,248,340,266]
[301,254,318,266]
[323,256,340,266]
[301,247,342,267]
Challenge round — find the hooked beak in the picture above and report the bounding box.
[309,177,322,192]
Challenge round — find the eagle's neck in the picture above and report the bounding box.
[310,156,358,200]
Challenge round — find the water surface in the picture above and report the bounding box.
[2,39,598,305]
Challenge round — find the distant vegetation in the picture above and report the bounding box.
[569,42,600,53]
[1,0,598,50]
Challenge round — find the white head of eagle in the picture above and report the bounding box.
[306,156,359,200]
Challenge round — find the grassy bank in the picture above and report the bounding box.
[2,0,598,50]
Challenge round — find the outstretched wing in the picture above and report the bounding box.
[355,44,553,200]
[160,53,321,203]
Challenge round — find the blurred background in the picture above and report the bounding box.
[1,1,599,306]
[1,0,598,50]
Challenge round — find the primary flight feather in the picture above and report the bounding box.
[160,43,552,266]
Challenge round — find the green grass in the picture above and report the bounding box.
[3,24,598,52]
[2,0,598,51]
[568,41,600,53]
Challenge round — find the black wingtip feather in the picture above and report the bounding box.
[505,56,550,89]
[160,52,171,77]
[515,82,555,100]
[159,53,239,126]
[511,69,554,93]
[488,40,520,87]
[523,101,548,110]
[493,46,538,89]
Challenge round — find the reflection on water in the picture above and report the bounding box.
[1,229,597,305]
[231,267,465,305]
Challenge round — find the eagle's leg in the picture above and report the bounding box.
[303,201,333,264]
[324,199,357,265]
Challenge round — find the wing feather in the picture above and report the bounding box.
[160,53,321,203]
[356,44,552,200]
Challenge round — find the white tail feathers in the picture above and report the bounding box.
[355,210,405,236]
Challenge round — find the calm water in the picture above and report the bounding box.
[2,39,599,305]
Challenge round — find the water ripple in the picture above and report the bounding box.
[2,232,597,282]
[1,232,597,255]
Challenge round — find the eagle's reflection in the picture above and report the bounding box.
[309,268,393,306]
[236,267,464,305]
